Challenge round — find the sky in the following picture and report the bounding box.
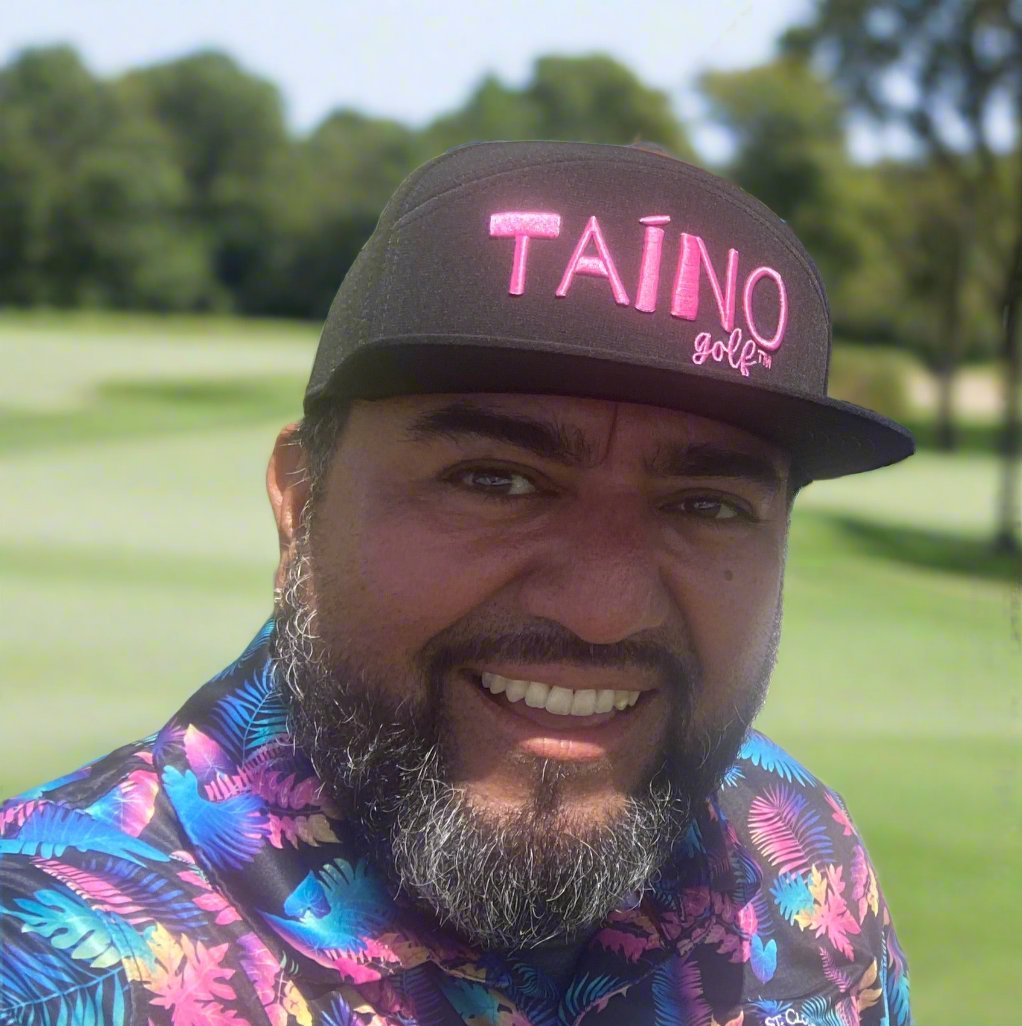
[0,0,822,160]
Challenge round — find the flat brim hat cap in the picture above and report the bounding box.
[306,140,914,480]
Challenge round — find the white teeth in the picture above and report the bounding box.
[484,673,506,695]
[593,689,616,714]
[544,685,574,716]
[478,673,643,717]
[570,689,597,716]
[524,682,548,708]
[504,678,528,703]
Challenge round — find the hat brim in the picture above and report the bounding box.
[307,337,915,482]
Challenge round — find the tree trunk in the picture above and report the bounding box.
[994,206,1022,555]
[934,196,970,452]
[934,267,961,451]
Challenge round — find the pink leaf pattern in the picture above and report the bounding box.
[801,865,862,961]
[144,924,243,1026]
[748,784,832,877]
[819,945,856,992]
[87,768,160,837]
[31,857,154,927]
[851,845,880,924]
[825,790,856,837]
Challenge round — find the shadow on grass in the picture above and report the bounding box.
[822,512,1022,584]
[0,375,306,454]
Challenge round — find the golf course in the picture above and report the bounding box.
[1,312,1018,1024]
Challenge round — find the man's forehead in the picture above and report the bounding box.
[354,392,791,474]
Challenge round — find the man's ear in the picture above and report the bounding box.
[267,423,311,593]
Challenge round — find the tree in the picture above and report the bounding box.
[699,58,861,296]
[118,51,291,307]
[423,54,693,159]
[786,0,1022,549]
[0,46,213,309]
[249,110,420,318]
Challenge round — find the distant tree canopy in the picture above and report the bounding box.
[0,47,696,320]
[0,40,1014,363]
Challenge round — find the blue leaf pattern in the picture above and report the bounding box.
[0,802,169,866]
[739,732,816,786]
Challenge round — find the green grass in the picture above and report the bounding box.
[1,313,1019,1023]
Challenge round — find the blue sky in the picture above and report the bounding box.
[0,0,819,159]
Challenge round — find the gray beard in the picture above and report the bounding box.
[272,544,773,951]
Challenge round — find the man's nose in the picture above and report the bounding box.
[513,497,674,646]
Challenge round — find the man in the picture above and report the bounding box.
[0,141,912,1026]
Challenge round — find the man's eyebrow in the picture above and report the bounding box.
[645,442,785,491]
[405,402,594,467]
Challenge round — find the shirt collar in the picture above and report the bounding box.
[154,623,761,986]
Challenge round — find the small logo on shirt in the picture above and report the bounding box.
[765,1010,809,1026]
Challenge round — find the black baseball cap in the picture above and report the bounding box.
[305,140,914,481]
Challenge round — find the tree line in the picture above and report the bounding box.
[1,2,1019,548]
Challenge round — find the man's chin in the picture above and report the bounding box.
[454,764,654,827]
[272,575,769,949]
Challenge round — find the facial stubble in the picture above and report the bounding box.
[273,538,777,951]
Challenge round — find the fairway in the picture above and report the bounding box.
[1,314,1018,1024]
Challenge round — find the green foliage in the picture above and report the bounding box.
[0,46,693,318]
[424,55,692,158]
[246,110,421,318]
[526,54,692,156]
[0,46,219,310]
[118,50,291,307]
[700,57,861,291]
[828,343,915,421]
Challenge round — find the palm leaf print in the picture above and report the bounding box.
[208,620,274,683]
[161,765,268,871]
[0,941,129,1026]
[0,802,169,866]
[748,784,834,876]
[887,929,911,1026]
[206,662,288,763]
[770,871,814,925]
[561,972,621,1025]
[738,733,815,785]
[84,768,160,837]
[651,958,712,1026]
[5,886,152,972]
[33,855,207,933]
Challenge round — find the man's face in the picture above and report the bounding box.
[271,392,791,946]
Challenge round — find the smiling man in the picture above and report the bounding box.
[1,142,913,1026]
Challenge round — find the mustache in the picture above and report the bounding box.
[418,617,698,693]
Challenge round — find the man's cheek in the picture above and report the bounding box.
[353,517,507,634]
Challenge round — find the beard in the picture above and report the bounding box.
[272,538,776,951]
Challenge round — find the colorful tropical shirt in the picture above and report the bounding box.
[0,624,910,1026]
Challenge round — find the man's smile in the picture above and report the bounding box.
[457,665,662,762]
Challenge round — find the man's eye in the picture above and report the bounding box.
[671,496,748,521]
[454,468,538,497]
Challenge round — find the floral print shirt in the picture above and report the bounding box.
[0,624,910,1026]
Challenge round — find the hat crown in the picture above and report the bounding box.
[309,141,831,402]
